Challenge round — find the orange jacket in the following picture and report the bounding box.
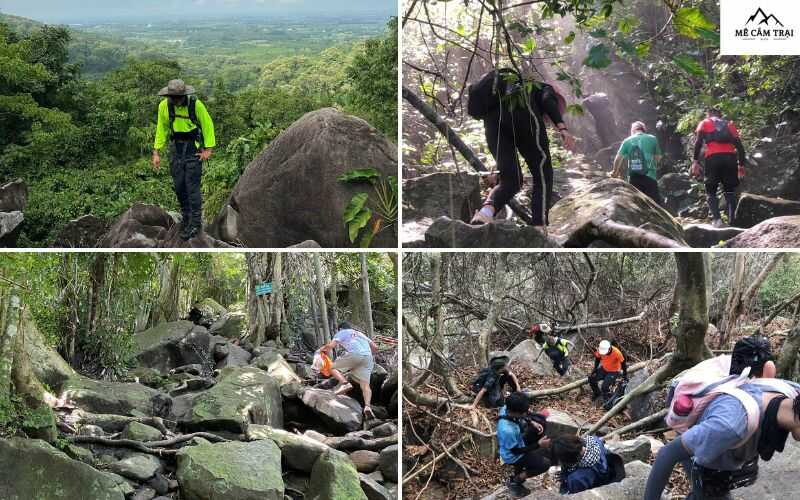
[595,347,625,372]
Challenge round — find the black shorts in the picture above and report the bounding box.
[512,448,551,476]
[629,173,662,205]
[704,153,739,192]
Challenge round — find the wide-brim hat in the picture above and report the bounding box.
[158,79,195,96]
[489,354,510,369]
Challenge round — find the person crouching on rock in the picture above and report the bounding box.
[551,434,614,494]
[469,354,521,410]
[466,68,574,230]
[151,79,216,240]
[612,121,664,205]
[533,323,574,376]
[588,340,627,406]
[497,392,552,498]
[320,321,379,419]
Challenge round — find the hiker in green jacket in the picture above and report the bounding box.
[612,121,663,205]
[151,79,216,240]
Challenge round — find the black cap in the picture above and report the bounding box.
[730,335,772,376]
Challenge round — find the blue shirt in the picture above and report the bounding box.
[333,328,372,357]
[681,384,764,470]
[497,406,526,464]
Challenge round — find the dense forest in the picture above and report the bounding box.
[0,252,398,499]
[402,252,800,499]
[402,0,800,248]
[0,13,398,246]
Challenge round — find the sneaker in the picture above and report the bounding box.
[364,406,376,420]
[712,218,725,228]
[179,224,192,240]
[506,479,530,498]
[470,209,494,225]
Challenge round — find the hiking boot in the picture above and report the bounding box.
[506,479,530,498]
[182,223,200,241]
[470,209,494,225]
[712,218,725,228]
[179,224,193,240]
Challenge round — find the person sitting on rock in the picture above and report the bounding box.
[588,340,627,405]
[186,302,203,325]
[691,107,747,228]
[470,354,521,409]
[551,434,613,494]
[534,323,574,376]
[612,121,664,205]
[644,335,800,500]
[497,391,552,497]
[320,321,379,419]
[467,68,575,230]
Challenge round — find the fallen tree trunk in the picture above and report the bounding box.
[524,358,653,399]
[402,85,533,224]
[602,409,668,440]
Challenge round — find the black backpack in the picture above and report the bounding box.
[168,95,203,143]
[708,118,735,144]
[471,367,492,394]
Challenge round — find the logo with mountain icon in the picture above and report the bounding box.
[746,8,784,27]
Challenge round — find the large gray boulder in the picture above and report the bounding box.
[549,178,687,247]
[378,444,398,480]
[734,439,800,498]
[246,424,330,473]
[509,340,556,376]
[305,449,368,500]
[734,193,800,228]
[135,321,212,375]
[59,376,163,416]
[424,217,561,248]
[176,366,283,433]
[0,179,28,212]
[176,439,284,500]
[723,215,800,248]
[210,108,397,248]
[739,134,800,200]
[544,409,581,438]
[0,211,24,247]
[625,367,662,422]
[300,388,363,434]
[54,214,108,248]
[108,453,163,482]
[683,223,745,248]
[250,350,303,386]
[0,438,127,499]
[402,172,482,246]
[19,307,75,389]
[605,436,651,464]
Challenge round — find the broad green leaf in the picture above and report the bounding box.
[565,31,576,44]
[673,54,706,77]
[566,104,585,116]
[343,193,368,225]
[673,7,716,39]
[635,41,651,58]
[456,24,466,38]
[338,168,381,183]
[695,27,720,44]
[520,38,537,55]
[583,44,612,69]
[348,208,372,243]
[618,17,636,34]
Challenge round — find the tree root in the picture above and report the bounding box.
[58,409,173,435]
[67,432,230,456]
[603,408,668,440]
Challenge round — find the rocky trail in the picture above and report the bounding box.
[3,299,398,500]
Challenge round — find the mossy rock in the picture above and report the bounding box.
[0,438,127,500]
[177,439,284,500]
[59,376,162,416]
[306,449,367,500]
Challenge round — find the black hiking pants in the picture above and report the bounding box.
[630,173,663,207]
[512,448,551,478]
[545,348,571,376]
[170,140,203,229]
[588,368,620,402]
[484,108,553,226]
[704,153,738,222]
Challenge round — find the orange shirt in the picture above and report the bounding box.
[595,347,625,372]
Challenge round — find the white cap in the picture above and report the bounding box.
[598,340,611,355]
[540,323,552,334]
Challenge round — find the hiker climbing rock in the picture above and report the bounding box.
[644,335,800,500]
[470,353,521,409]
[612,121,664,205]
[551,434,621,494]
[691,107,747,228]
[151,79,216,240]
[588,340,628,406]
[581,93,618,148]
[320,321,379,420]
[532,323,573,376]
[186,301,204,325]
[467,68,574,229]
[496,392,552,498]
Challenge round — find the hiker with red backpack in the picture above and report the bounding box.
[691,107,747,228]
[612,121,664,205]
[467,68,575,230]
[644,335,800,500]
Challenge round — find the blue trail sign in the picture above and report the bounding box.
[255,282,273,296]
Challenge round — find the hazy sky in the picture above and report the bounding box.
[0,0,396,22]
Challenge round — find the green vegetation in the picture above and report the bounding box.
[339,168,398,247]
[0,14,398,245]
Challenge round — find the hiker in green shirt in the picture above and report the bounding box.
[151,79,216,240]
[612,121,663,205]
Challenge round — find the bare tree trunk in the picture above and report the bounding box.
[309,288,322,348]
[777,326,800,379]
[428,253,464,397]
[150,255,181,327]
[329,256,339,333]
[719,253,784,347]
[58,254,80,365]
[479,253,508,366]
[87,253,107,337]
[360,253,375,338]
[270,253,284,343]
[246,253,273,346]
[313,253,331,344]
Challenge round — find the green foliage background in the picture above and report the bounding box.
[0,14,398,245]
